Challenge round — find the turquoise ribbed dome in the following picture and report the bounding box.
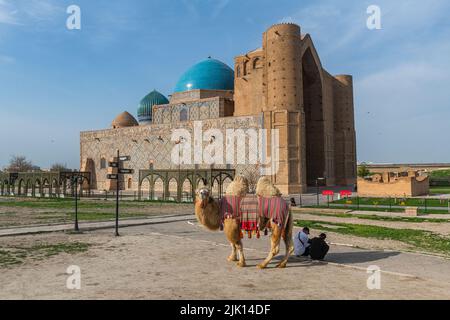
[174,58,234,93]
[138,90,169,123]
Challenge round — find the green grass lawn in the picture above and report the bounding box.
[430,186,450,195]
[0,197,193,227]
[430,170,450,178]
[306,205,450,215]
[301,212,450,223]
[296,219,450,256]
[0,197,184,210]
[332,197,449,208]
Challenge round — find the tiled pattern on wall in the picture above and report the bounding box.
[80,115,264,190]
[153,98,222,125]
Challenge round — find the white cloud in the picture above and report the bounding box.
[0,0,61,26]
[17,0,62,22]
[182,0,231,20]
[0,54,14,64]
[282,0,450,162]
[0,0,19,25]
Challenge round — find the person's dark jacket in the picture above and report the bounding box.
[309,237,330,261]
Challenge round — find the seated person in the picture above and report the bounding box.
[294,227,311,257]
[309,233,330,261]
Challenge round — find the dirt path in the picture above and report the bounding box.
[1,220,450,300]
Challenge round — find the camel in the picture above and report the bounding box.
[195,176,294,269]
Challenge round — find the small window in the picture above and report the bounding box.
[180,109,188,122]
[100,158,106,169]
[243,60,249,75]
[236,66,241,77]
[128,178,132,189]
[253,58,261,69]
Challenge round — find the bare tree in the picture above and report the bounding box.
[6,155,36,172]
[50,163,70,172]
[243,165,261,194]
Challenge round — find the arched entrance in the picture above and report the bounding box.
[222,176,233,196]
[52,179,60,197]
[153,177,165,200]
[42,179,51,197]
[138,168,236,202]
[181,178,193,202]
[34,179,42,197]
[303,48,326,186]
[26,180,33,197]
[168,178,178,201]
[141,177,151,200]
[18,179,26,196]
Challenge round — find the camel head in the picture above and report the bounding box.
[197,188,211,208]
[256,176,282,197]
[195,188,221,231]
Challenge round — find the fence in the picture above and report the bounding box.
[303,196,450,214]
[430,177,450,187]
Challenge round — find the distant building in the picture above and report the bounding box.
[358,171,429,197]
[80,23,357,195]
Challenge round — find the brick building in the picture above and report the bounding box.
[80,23,357,195]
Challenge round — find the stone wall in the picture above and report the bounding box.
[233,23,357,191]
[80,115,263,191]
[357,176,430,197]
[170,89,234,104]
[152,97,234,125]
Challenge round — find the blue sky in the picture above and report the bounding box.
[0,0,449,169]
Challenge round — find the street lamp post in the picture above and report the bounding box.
[72,174,85,233]
[115,150,120,237]
[316,177,325,207]
[175,137,185,203]
[74,177,79,232]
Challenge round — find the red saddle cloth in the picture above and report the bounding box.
[259,197,290,228]
[219,195,290,233]
[220,196,241,220]
[239,195,259,232]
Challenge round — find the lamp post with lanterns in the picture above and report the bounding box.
[316,177,326,206]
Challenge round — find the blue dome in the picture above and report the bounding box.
[174,58,234,93]
[138,90,169,123]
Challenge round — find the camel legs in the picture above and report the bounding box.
[257,225,282,269]
[276,213,294,269]
[276,234,294,269]
[224,219,246,267]
[235,240,246,267]
[227,243,238,262]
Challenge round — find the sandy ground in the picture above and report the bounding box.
[1,219,450,300]
[298,213,450,236]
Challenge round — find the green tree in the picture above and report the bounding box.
[358,163,371,178]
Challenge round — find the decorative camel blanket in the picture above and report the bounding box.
[220,195,290,233]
